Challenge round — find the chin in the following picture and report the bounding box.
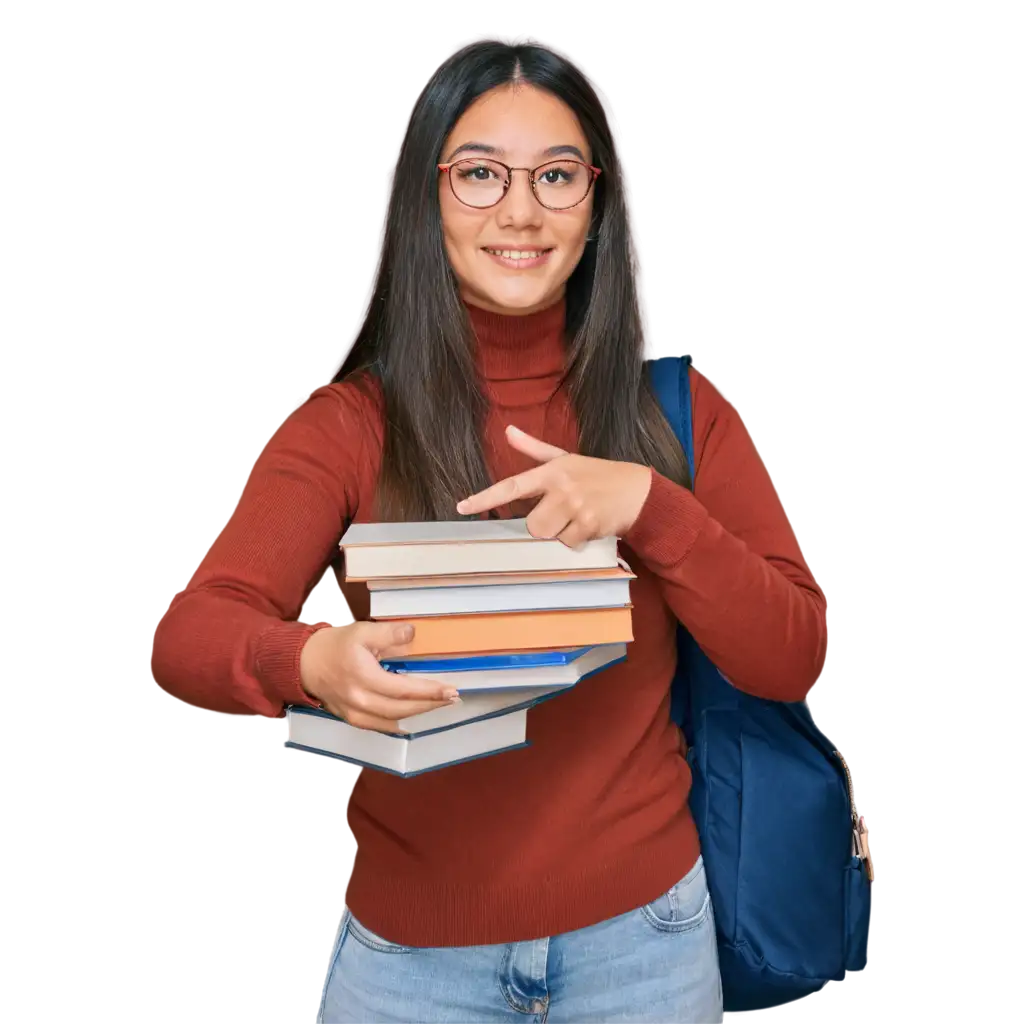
[478,278,560,314]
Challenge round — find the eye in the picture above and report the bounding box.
[536,163,579,186]
[541,169,564,184]
[455,162,502,182]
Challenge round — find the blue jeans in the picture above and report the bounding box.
[317,855,723,1023]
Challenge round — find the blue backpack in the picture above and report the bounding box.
[647,356,872,1011]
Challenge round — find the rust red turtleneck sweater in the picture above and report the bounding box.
[151,297,826,946]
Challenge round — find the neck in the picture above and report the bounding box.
[464,296,567,389]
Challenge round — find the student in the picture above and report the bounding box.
[152,39,826,1024]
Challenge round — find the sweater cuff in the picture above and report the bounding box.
[623,469,709,569]
[254,619,333,712]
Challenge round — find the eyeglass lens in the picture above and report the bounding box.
[448,159,593,210]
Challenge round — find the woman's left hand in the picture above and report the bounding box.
[455,425,653,548]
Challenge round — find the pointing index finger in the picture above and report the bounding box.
[456,464,551,516]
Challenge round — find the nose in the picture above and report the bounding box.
[496,168,544,230]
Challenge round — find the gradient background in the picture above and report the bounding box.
[3,3,1019,1021]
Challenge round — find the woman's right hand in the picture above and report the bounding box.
[298,621,459,733]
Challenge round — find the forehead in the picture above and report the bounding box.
[444,84,589,160]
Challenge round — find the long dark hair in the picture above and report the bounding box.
[334,39,689,522]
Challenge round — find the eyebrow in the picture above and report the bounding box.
[445,142,587,162]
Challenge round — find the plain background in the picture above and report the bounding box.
[0,9,1019,1024]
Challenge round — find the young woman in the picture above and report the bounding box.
[152,40,827,1024]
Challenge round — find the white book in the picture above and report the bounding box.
[394,685,565,732]
[285,705,530,777]
[370,576,633,618]
[366,561,635,590]
[340,517,618,579]
[387,642,627,692]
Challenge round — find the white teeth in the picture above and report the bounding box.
[486,248,545,260]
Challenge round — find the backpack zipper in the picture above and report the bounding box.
[834,749,874,881]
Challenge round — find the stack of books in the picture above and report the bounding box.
[285,517,634,776]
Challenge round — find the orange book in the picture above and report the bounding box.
[382,606,633,656]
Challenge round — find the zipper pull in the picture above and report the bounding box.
[856,811,880,884]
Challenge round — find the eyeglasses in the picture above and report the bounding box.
[438,158,601,211]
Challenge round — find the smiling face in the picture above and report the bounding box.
[438,83,596,316]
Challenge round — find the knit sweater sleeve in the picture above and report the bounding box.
[623,366,827,702]
[151,381,374,718]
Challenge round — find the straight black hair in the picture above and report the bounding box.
[333,39,689,522]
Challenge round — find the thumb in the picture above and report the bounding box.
[361,620,416,657]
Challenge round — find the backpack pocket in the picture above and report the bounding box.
[844,856,871,971]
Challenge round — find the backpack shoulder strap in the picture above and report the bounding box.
[647,355,695,482]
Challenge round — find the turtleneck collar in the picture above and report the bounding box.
[464,296,568,392]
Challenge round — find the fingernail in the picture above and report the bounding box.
[397,625,414,641]
[444,689,460,702]
[456,500,468,514]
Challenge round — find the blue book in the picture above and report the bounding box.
[378,643,627,693]
[381,646,595,673]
